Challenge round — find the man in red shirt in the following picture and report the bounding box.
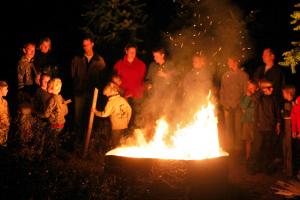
[113,44,146,129]
[114,44,146,99]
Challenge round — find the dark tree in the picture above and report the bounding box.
[81,0,148,50]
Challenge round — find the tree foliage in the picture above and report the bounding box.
[279,3,300,74]
[81,0,148,48]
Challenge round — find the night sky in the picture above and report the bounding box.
[0,0,296,92]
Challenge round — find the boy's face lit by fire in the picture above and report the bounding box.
[41,76,51,90]
[261,86,273,96]
[153,52,165,65]
[247,83,257,95]
[40,41,51,54]
[282,89,294,101]
[23,44,35,60]
[0,86,8,97]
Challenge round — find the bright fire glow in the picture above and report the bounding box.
[106,98,227,160]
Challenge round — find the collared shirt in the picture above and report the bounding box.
[17,56,36,89]
[146,60,177,90]
[220,68,249,109]
[71,53,106,95]
[254,64,285,99]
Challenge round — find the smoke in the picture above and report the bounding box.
[136,0,252,138]
[166,0,252,66]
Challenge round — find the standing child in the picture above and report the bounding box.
[252,79,281,174]
[240,80,258,163]
[282,85,296,177]
[41,78,68,157]
[33,73,51,114]
[93,82,132,148]
[0,81,10,148]
[291,95,300,178]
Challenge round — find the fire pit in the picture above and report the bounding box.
[100,155,229,200]
[99,99,229,199]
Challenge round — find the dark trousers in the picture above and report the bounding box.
[44,128,63,157]
[252,131,277,171]
[127,97,143,129]
[292,139,300,176]
[74,94,89,140]
[110,129,126,149]
[223,107,242,152]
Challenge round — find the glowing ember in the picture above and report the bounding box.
[106,98,227,160]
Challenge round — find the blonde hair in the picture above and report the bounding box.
[47,78,62,94]
[103,82,119,97]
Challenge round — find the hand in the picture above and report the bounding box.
[147,83,152,90]
[292,132,297,138]
[64,99,72,104]
[91,107,96,113]
[297,134,300,139]
[275,123,280,135]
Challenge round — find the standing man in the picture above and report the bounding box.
[145,47,177,118]
[220,56,249,154]
[113,43,146,129]
[71,37,106,140]
[182,53,213,117]
[253,48,285,101]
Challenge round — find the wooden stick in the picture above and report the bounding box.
[83,88,99,157]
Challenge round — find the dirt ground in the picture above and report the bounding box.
[227,154,288,200]
[0,146,297,200]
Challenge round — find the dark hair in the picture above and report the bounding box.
[152,47,166,55]
[38,37,52,50]
[40,72,51,79]
[248,79,258,87]
[82,36,95,43]
[23,42,36,49]
[125,43,137,51]
[259,78,273,89]
[282,85,296,97]
[263,47,275,56]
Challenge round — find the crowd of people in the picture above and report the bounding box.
[0,35,300,180]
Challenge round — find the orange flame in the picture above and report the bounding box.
[106,97,227,160]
